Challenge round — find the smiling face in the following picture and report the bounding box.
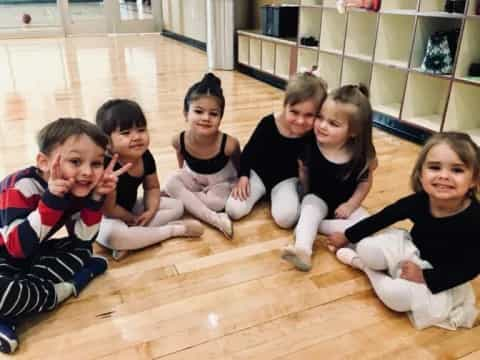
[314,98,353,148]
[109,124,150,161]
[38,134,105,197]
[420,142,476,204]
[282,99,317,136]
[185,96,222,136]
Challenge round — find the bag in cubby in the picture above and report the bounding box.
[444,0,466,13]
[420,29,459,75]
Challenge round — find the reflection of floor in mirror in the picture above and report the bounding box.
[0,1,152,28]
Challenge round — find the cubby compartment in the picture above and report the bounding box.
[344,11,377,61]
[370,64,408,118]
[381,0,418,13]
[317,51,342,88]
[297,47,318,73]
[420,0,466,15]
[402,72,449,131]
[444,81,480,144]
[261,41,276,74]
[238,35,249,65]
[301,0,322,7]
[319,8,347,54]
[455,19,480,84]
[249,38,262,69]
[322,0,337,7]
[341,57,372,86]
[374,13,415,68]
[298,6,322,48]
[467,0,480,16]
[410,16,462,73]
[275,44,294,80]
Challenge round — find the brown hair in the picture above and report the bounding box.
[37,117,108,155]
[284,72,327,111]
[329,84,376,179]
[410,132,480,199]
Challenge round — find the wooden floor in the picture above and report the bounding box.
[0,34,479,359]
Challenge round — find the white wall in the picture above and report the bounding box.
[162,0,206,43]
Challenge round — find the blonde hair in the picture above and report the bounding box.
[284,72,327,111]
[410,132,480,199]
[329,84,376,179]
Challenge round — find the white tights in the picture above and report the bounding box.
[96,197,185,251]
[225,170,301,228]
[294,193,369,255]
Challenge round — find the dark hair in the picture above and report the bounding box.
[37,118,108,155]
[96,99,147,135]
[411,132,480,199]
[328,84,376,180]
[184,73,225,117]
[284,72,327,109]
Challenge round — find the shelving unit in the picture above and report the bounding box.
[319,8,346,55]
[344,10,377,61]
[370,64,408,118]
[444,81,480,144]
[375,13,415,68]
[317,51,342,89]
[236,0,480,144]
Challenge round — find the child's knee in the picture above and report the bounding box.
[272,206,299,229]
[357,241,387,270]
[170,198,185,218]
[163,176,183,197]
[376,283,411,312]
[225,197,250,220]
[205,197,225,212]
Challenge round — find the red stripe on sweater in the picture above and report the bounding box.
[80,208,102,227]
[6,228,25,258]
[0,189,40,210]
[38,199,63,227]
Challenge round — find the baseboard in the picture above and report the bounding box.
[161,30,206,52]
[373,112,432,145]
[235,63,287,90]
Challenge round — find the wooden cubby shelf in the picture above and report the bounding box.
[402,72,449,132]
[320,8,346,55]
[299,6,322,46]
[341,57,372,86]
[297,47,318,73]
[370,64,408,118]
[344,10,377,61]
[455,18,480,84]
[374,13,415,68]
[237,0,480,143]
[410,16,462,73]
[444,81,480,145]
[261,41,275,75]
[317,51,342,89]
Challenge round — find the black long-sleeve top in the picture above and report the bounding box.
[345,192,480,294]
[239,114,309,192]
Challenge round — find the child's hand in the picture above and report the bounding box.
[48,153,74,197]
[231,176,250,201]
[400,261,425,283]
[326,232,349,251]
[93,154,132,200]
[135,210,155,226]
[334,202,356,219]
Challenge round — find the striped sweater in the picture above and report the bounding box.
[0,166,103,259]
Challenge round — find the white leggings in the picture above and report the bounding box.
[96,197,184,251]
[294,193,369,255]
[163,161,236,229]
[355,229,477,329]
[225,170,301,228]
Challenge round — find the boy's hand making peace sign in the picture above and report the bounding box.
[48,153,74,197]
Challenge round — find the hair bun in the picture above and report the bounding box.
[357,83,369,99]
[202,72,222,88]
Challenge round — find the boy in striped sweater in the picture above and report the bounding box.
[0,118,129,354]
